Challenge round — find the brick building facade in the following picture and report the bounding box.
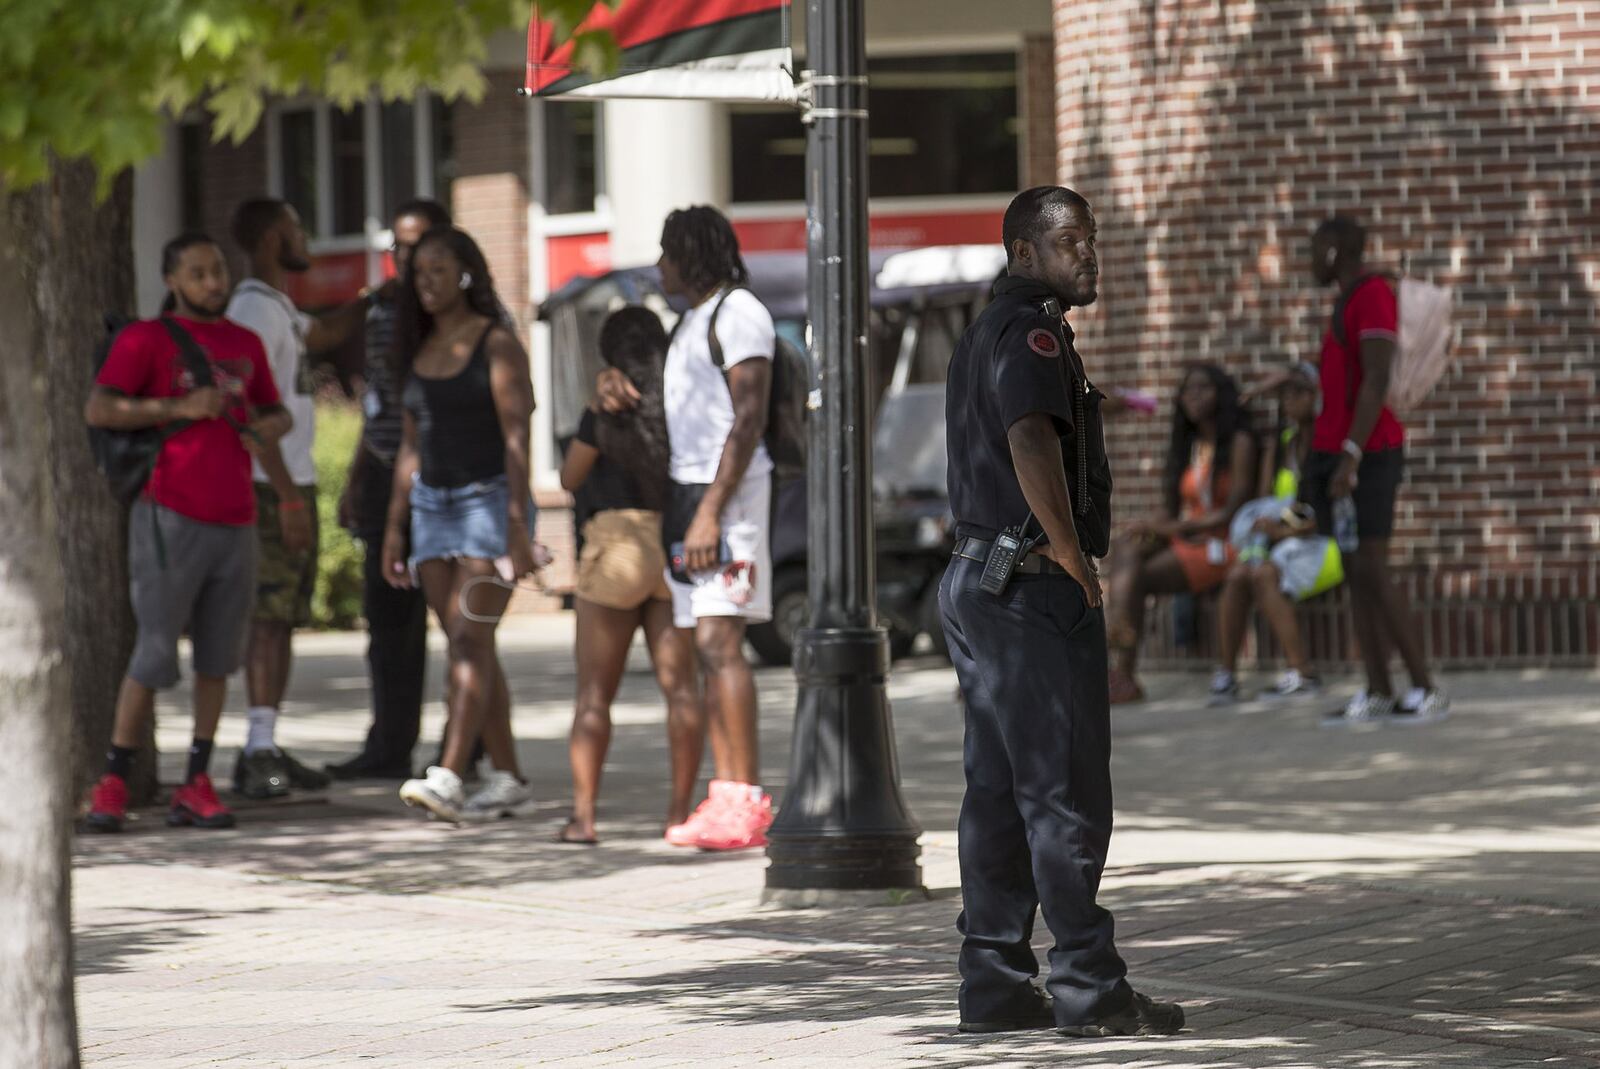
[1054,0,1598,666]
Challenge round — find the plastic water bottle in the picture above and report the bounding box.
[1333,497,1359,553]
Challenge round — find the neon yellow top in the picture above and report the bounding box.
[1273,426,1301,500]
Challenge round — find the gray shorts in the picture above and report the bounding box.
[127,500,258,689]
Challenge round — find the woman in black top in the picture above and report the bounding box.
[557,307,703,844]
[382,226,540,824]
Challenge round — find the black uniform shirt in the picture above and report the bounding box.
[946,275,1113,556]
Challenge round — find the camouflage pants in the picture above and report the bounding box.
[254,481,320,627]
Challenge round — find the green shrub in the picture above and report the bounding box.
[310,399,365,630]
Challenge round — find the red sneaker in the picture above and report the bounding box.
[84,773,128,834]
[664,779,741,846]
[168,773,236,829]
[696,785,774,852]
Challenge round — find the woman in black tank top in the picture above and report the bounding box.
[381,226,541,824]
[402,325,507,488]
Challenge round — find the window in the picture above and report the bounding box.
[380,100,417,222]
[272,94,456,241]
[545,100,601,215]
[731,52,1020,203]
[179,122,206,233]
[330,105,366,236]
[279,108,319,234]
[431,96,456,210]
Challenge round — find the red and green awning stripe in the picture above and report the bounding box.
[527,0,796,102]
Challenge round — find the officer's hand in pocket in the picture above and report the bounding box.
[1051,546,1102,608]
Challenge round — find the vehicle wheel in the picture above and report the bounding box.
[919,579,950,661]
[747,566,808,666]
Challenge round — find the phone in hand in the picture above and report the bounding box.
[669,537,733,583]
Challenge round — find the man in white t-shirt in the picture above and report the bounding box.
[226,198,371,799]
[599,205,775,852]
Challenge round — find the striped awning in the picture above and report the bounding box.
[527,0,798,104]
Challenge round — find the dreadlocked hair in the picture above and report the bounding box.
[1162,363,1251,519]
[660,205,749,296]
[594,307,672,512]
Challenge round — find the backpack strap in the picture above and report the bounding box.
[704,285,745,370]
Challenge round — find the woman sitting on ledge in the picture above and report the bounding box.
[1106,363,1257,703]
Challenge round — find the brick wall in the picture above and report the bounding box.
[451,69,532,334]
[198,124,269,281]
[1021,34,1060,188]
[1054,0,1600,666]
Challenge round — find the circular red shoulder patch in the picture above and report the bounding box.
[1027,328,1059,357]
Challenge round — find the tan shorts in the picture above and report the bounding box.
[576,509,672,611]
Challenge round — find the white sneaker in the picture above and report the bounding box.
[1260,669,1323,701]
[1206,668,1241,707]
[399,765,465,823]
[461,770,538,822]
[1320,689,1394,729]
[1391,688,1451,726]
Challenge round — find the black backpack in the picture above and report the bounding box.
[87,315,219,506]
[705,287,811,482]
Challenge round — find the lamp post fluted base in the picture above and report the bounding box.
[764,626,924,894]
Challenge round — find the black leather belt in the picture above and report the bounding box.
[952,536,1068,576]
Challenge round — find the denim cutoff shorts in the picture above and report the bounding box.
[408,473,536,571]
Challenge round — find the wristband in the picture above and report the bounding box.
[280,497,307,512]
[1341,439,1364,462]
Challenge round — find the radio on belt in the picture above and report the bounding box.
[978,514,1038,596]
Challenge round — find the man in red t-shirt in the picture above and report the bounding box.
[1302,215,1447,727]
[82,234,294,833]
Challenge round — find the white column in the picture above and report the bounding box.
[526,100,557,489]
[602,99,730,265]
[132,122,183,317]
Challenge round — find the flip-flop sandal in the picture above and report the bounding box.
[554,822,599,846]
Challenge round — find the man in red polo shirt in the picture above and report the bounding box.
[1302,215,1448,727]
[83,233,294,832]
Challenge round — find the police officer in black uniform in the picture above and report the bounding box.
[941,186,1184,1038]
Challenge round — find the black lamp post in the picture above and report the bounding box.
[763,0,924,898]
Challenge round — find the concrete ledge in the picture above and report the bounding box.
[759,886,932,910]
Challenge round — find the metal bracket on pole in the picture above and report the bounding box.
[797,71,870,125]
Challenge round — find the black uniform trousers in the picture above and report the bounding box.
[352,457,428,771]
[938,554,1132,1025]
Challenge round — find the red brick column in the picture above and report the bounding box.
[1053,1,1599,665]
[1021,34,1060,189]
[452,69,532,334]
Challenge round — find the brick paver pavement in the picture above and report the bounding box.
[73,617,1600,1067]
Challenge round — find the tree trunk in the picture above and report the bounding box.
[20,163,149,803]
[0,166,85,1068]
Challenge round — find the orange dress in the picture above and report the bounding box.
[1169,448,1235,593]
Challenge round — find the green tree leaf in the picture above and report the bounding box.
[0,0,615,190]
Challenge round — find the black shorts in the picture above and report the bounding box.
[1301,448,1404,541]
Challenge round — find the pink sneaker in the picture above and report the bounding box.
[696,785,774,852]
[664,779,741,847]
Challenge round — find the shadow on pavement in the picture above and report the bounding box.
[76,906,279,978]
[443,871,1600,1064]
